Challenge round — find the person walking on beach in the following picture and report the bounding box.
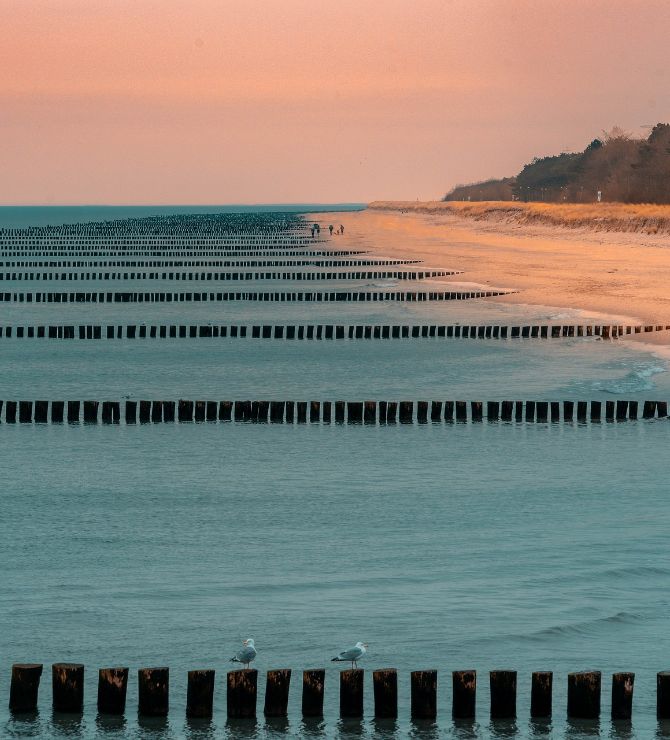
[340,224,344,234]
[329,224,334,235]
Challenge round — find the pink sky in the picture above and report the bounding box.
[1,0,669,204]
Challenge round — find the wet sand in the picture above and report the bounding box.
[317,207,670,339]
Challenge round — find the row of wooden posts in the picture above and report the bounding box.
[0,289,512,304]
[0,399,668,425]
[0,269,456,282]
[0,257,419,268]
[0,323,666,341]
[0,248,360,259]
[9,665,670,721]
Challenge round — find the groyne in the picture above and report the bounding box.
[0,399,666,424]
[0,322,666,341]
[6,663,661,721]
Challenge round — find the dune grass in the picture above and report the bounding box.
[368,200,670,235]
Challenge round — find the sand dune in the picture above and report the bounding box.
[370,200,670,236]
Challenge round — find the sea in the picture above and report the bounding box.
[1,205,669,739]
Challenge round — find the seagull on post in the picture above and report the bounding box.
[331,641,368,669]
[230,638,257,668]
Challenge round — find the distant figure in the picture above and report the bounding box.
[331,641,368,669]
[311,227,315,238]
[340,224,344,234]
[329,224,334,235]
[230,638,257,668]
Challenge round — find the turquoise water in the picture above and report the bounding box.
[0,208,669,739]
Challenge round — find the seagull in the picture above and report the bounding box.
[230,638,257,668]
[331,641,368,669]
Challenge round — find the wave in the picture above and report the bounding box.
[523,611,643,642]
[591,362,667,394]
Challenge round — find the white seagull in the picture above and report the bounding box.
[230,638,257,668]
[331,641,368,669]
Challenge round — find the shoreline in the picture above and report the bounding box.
[315,207,670,325]
[313,206,670,366]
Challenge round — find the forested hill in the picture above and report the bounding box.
[445,124,670,203]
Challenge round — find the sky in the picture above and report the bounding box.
[1,0,669,204]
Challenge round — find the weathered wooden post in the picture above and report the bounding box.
[399,401,414,424]
[431,401,443,421]
[455,401,467,422]
[373,669,397,718]
[564,400,574,421]
[490,670,516,718]
[310,401,321,423]
[335,401,345,424]
[658,671,670,718]
[386,401,397,423]
[501,401,513,422]
[567,671,600,719]
[364,401,377,424]
[611,672,634,720]
[67,400,80,424]
[83,400,99,423]
[97,667,129,715]
[417,401,428,424]
[52,663,84,713]
[302,669,325,717]
[297,401,307,423]
[186,669,215,718]
[35,400,49,423]
[19,401,33,423]
[139,400,151,423]
[487,401,499,422]
[452,670,476,718]
[590,401,601,423]
[577,401,587,422]
[471,401,483,422]
[536,401,548,422]
[411,670,437,720]
[227,669,257,719]
[531,671,552,718]
[138,667,169,717]
[9,664,43,713]
[264,669,291,717]
[340,669,364,718]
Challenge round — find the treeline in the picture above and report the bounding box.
[444,124,670,203]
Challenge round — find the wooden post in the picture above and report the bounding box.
[138,667,169,717]
[417,401,428,424]
[411,670,437,720]
[52,663,84,713]
[139,400,151,423]
[564,400,574,422]
[348,401,363,423]
[431,401,442,421]
[501,401,513,422]
[577,401,587,422]
[227,669,257,719]
[67,400,80,424]
[35,400,49,423]
[531,671,552,718]
[335,401,345,424]
[302,669,325,717]
[487,401,499,422]
[264,669,291,717]
[386,401,397,423]
[611,672,634,720]
[9,664,43,713]
[399,401,413,424]
[310,401,321,423]
[452,670,476,719]
[536,401,548,422]
[297,401,307,423]
[455,401,467,422]
[471,401,483,422]
[364,400,377,424]
[490,670,516,718]
[340,669,363,718]
[590,401,601,423]
[186,669,215,718]
[83,400,99,423]
[567,671,600,719]
[658,671,670,718]
[19,401,32,423]
[97,667,129,715]
[373,669,397,719]
[125,400,137,424]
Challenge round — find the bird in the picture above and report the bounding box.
[230,638,257,668]
[331,641,368,669]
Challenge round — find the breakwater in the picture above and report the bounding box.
[0,289,513,304]
[0,322,666,340]
[0,399,667,424]
[7,663,664,721]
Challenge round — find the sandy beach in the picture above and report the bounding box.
[317,204,670,338]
